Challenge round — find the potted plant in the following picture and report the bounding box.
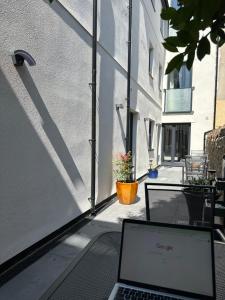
[113,151,138,205]
[148,159,158,178]
[184,177,212,225]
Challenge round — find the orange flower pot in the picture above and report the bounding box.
[116,181,138,205]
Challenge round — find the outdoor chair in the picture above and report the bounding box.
[145,183,215,227]
[185,155,208,181]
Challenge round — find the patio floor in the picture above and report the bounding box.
[0,166,183,300]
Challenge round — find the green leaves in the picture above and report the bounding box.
[164,36,187,47]
[162,36,187,58]
[162,0,225,73]
[197,36,210,60]
[113,152,133,182]
[165,53,184,74]
[186,49,195,70]
[162,43,178,52]
[161,7,177,21]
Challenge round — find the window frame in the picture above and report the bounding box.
[160,19,169,39]
[148,120,155,151]
[167,63,192,90]
[158,64,163,91]
[149,47,154,78]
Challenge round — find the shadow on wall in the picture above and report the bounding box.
[0,68,81,264]
[17,65,84,189]
[97,0,115,202]
[43,0,92,47]
[130,1,140,176]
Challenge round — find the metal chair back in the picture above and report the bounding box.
[145,182,215,227]
[185,155,208,180]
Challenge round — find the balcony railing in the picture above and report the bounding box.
[164,88,192,113]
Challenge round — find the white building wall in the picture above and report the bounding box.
[131,0,165,171]
[162,47,216,154]
[0,0,165,263]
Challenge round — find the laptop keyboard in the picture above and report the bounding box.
[115,287,183,300]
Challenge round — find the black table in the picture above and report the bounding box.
[41,231,225,300]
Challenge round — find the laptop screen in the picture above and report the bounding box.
[120,222,214,297]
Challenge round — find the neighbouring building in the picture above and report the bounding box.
[215,44,225,128]
[159,0,217,164]
[0,0,167,264]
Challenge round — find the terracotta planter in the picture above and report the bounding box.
[116,181,138,205]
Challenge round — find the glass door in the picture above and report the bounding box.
[162,123,190,162]
[163,124,174,161]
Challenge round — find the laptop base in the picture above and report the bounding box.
[108,283,194,300]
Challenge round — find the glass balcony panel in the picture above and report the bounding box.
[165,88,192,113]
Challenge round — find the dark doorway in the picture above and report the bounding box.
[162,123,190,163]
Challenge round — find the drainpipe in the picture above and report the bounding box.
[213,45,219,130]
[204,45,219,153]
[126,0,132,153]
[90,0,97,215]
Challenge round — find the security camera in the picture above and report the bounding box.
[12,50,36,66]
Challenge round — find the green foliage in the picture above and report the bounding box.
[161,0,225,74]
[166,53,184,74]
[187,177,211,186]
[113,152,134,183]
[197,36,210,60]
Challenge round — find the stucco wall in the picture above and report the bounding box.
[0,0,165,263]
[0,0,93,264]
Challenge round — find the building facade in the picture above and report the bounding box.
[161,51,216,163]
[160,1,216,163]
[215,45,225,128]
[0,0,167,264]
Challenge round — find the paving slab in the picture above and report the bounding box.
[0,166,182,300]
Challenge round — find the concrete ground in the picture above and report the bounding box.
[0,166,183,300]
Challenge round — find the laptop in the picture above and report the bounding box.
[108,219,216,300]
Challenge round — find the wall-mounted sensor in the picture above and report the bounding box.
[116,104,124,110]
[12,50,36,66]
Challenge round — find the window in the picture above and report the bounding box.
[167,64,192,89]
[149,47,154,77]
[148,120,154,150]
[158,65,163,91]
[169,0,179,35]
[171,0,179,9]
[160,19,169,38]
